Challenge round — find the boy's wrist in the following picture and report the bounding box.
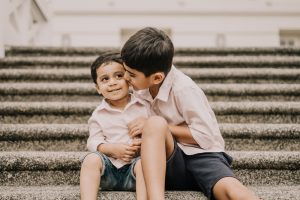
[97,143,114,157]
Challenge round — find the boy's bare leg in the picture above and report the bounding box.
[134,159,147,200]
[141,116,175,200]
[80,153,103,200]
[213,177,260,200]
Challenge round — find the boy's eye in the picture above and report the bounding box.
[115,72,124,79]
[100,77,109,82]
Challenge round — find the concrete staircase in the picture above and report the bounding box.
[0,46,299,200]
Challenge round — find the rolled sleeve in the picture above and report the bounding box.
[87,117,106,152]
[175,86,216,150]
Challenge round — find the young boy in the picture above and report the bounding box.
[121,27,260,200]
[80,52,147,200]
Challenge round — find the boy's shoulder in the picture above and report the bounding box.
[170,66,199,92]
[89,99,106,118]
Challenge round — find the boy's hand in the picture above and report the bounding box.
[130,138,142,157]
[111,143,138,162]
[127,117,147,138]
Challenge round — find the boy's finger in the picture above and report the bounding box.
[125,147,136,154]
[131,139,142,146]
[128,124,139,133]
[121,157,131,162]
[124,153,134,157]
[129,145,140,152]
[130,129,142,138]
[128,126,141,136]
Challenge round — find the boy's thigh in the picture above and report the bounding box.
[165,141,198,190]
[186,152,235,200]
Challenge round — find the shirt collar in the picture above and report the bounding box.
[97,93,144,112]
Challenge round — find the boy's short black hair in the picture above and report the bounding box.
[121,27,174,77]
[90,52,123,84]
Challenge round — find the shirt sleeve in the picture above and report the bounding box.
[87,116,107,152]
[174,86,218,150]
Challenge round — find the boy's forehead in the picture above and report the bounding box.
[97,62,124,75]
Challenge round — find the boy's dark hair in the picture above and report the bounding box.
[121,27,174,77]
[91,52,123,84]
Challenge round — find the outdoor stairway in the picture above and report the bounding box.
[0,46,299,200]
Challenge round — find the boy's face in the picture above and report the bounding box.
[123,63,153,90]
[95,62,129,101]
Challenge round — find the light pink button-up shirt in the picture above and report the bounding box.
[87,94,149,168]
[133,66,224,155]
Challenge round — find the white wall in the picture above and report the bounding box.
[0,0,9,57]
[51,0,300,48]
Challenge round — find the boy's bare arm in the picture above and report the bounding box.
[168,123,198,145]
[97,143,139,162]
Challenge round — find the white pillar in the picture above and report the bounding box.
[18,0,31,45]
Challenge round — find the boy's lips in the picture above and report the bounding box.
[108,88,121,92]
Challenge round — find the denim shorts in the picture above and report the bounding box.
[82,151,139,191]
[166,141,235,200]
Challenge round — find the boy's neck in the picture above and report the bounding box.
[149,84,161,99]
[107,95,130,110]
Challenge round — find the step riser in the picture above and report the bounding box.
[0,186,299,200]
[1,79,299,84]
[6,47,300,56]
[1,95,300,102]
[1,139,298,152]
[1,114,299,124]
[1,62,299,68]
[0,169,298,186]
[0,140,86,151]
[225,139,300,151]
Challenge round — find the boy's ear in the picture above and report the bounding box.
[95,84,102,95]
[151,72,165,85]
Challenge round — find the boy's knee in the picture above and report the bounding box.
[214,177,258,200]
[82,153,103,171]
[227,185,258,200]
[144,116,168,131]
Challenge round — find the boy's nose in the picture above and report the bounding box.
[108,78,117,85]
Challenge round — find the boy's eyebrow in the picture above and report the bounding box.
[98,74,108,79]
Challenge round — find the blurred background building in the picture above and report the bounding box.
[1,0,300,57]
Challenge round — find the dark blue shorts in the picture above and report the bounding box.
[166,141,235,200]
[82,152,139,191]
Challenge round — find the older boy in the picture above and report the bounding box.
[80,52,147,200]
[121,27,259,200]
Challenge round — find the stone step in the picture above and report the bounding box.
[0,151,299,186]
[0,123,298,151]
[0,101,299,124]
[1,68,299,83]
[5,46,300,56]
[1,55,300,68]
[0,185,299,200]
[1,82,299,102]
